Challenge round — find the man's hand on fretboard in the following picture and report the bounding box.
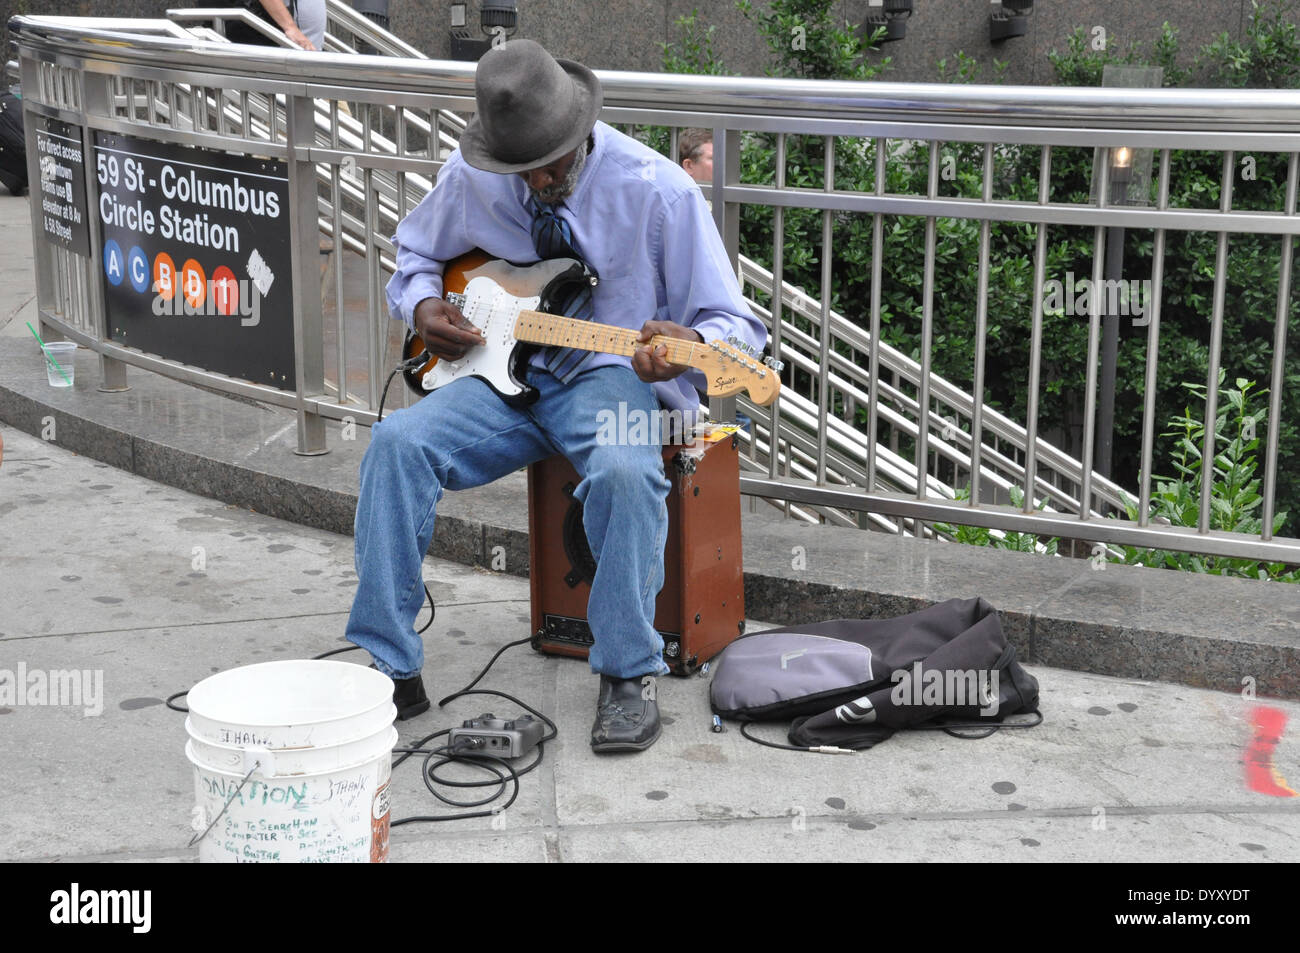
[631,320,704,383]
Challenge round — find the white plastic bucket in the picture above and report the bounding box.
[185,660,397,864]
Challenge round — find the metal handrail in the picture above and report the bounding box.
[16,16,1300,137]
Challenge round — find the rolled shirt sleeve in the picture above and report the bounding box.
[385,159,465,328]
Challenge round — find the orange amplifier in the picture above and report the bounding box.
[528,435,745,675]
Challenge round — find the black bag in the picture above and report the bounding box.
[0,89,27,196]
[709,596,1041,750]
[224,0,297,47]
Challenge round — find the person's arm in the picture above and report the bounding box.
[256,0,315,50]
[386,199,446,331]
[384,156,485,359]
[632,184,767,384]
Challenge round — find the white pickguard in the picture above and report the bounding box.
[420,275,538,397]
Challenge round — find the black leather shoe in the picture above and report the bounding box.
[591,674,661,753]
[371,664,430,721]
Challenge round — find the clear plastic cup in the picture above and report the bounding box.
[42,341,76,388]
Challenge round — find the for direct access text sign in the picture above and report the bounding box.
[33,116,90,257]
[94,132,295,389]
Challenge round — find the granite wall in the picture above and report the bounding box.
[1,1,1271,85]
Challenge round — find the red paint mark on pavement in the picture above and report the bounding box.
[1244,705,1298,797]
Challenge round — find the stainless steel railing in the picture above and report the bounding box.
[11,12,1300,565]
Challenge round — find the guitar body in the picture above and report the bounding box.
[402,251,591,401]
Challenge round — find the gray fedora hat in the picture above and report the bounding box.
[460,39,603,174]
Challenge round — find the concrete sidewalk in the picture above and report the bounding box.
[2,425,1299,862]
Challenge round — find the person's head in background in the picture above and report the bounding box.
[678,128,713,184]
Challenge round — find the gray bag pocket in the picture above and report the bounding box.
[709,632,875,721]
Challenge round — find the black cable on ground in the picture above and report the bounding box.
[389,639,556,826]
[313,645,362,660]
[736,710,1044,751]
[738,721,826,753]
[391,742,524,825]
[936,710,1044,738]
[436,636,533,706]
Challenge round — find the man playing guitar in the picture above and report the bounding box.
[345,39,766,752]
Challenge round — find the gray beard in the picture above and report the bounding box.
[531,139,588,206]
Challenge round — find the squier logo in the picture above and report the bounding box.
[49,883,152,933]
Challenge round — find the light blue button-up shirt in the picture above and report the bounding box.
[385,121,768,415]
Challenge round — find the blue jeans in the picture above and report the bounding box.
[346,363,672,681]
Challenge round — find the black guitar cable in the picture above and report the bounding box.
[735,710,1045,753]
[377,347,432,422]
[390,637,556,825]
[163,594,438,714]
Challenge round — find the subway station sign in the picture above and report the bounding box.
[32,116,90,257]
[93,132,295,389]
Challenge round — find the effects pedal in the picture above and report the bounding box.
[448,713,545,759]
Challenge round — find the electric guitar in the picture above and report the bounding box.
[401,250,781,406]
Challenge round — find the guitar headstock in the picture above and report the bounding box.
[693,340,782,406]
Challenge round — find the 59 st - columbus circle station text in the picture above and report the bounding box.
[97,150,282,253]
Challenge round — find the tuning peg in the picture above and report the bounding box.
[764,356,785,372]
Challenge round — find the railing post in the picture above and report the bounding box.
[80,70,128,392]
[709,123,739,425]
[21,55,58,342]
[288,93,328,455]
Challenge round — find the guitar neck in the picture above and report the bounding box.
[513,309,701,367]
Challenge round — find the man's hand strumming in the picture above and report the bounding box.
[413,297,485,361]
